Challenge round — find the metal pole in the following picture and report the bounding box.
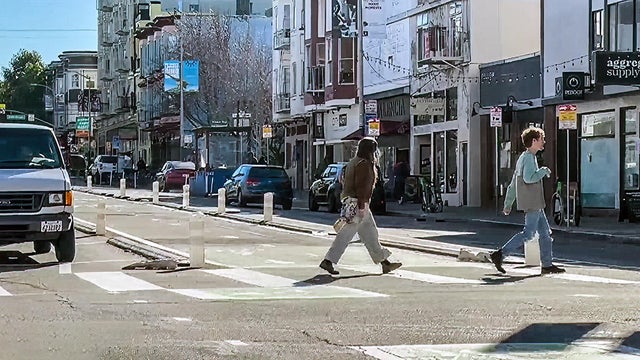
[567,128,570,227]
[357,0,365,135]
[180,25,185,161]
[495,126,500,214]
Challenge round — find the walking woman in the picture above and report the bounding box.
[319,137,402,275]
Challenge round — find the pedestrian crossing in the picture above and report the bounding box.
[0,254,639,301]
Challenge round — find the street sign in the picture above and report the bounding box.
[76,117,90,130]
[6,114,26,121]
[367,118,380,136]
[112,136,121,150]
[262,125,273,138]
[184,134,193,145]
[490,107,502,127]
[27,114,34,122]
[232,112,252,119]
[558,104,578,130]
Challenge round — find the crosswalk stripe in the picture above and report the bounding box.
[202,268,296,287]
[75,272,164,292]
[343,265,483,284]
[170,285,387,300]
[511,268,639,284]
[0,286,12,296]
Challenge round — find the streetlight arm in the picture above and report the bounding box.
[29,83,55,95]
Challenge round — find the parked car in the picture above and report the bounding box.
[0,123,75,262]
[223,165,293,210]
[309,163,386,214]
[68,154,87,177]
[89,155,117,183]
[156,161,196,191]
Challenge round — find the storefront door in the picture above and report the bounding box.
[580,111,617,208]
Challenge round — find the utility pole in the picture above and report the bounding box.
[357,0,365,137]
[180,24,186,161]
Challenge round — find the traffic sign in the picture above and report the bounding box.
[232,112,252,119]
[490,107,502,127]
[367,118,380,136]
[6,114,26,121]
[262,125,273,138]
[558,104,578,130]
[76,117,90,130]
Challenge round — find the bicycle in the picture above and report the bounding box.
[551,180,581,226]
[418,176,443,213]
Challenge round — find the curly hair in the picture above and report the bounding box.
[521,127,545,148]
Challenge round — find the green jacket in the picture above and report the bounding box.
[504,151,551,211]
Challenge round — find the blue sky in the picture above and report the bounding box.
[0,0,97,73]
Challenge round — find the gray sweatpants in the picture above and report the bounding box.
[325,207,391,264]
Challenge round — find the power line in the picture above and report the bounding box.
[0,29,96,32]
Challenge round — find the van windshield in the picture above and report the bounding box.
[0,128,63,169]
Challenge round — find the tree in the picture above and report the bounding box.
[0,49,48,122]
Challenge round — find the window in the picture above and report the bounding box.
[292,63,297,95]
[624,108,638,190]
[608,0,633,51]
[338,38,354,84]
[281,67,290,94]
[434,131,458,193]
[581,111,615,137]
[317,43,325,65]
[593,10,604,50]
[189,4,199,12]
[446,87,457,121]
[326,38,333,85]
[72,74,79,88]
[283,4,291,29]
[416,1,464,65]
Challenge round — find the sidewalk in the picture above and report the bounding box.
[73,185,640,244]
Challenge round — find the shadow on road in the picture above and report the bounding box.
[0,250,58,273]
[295,273,381,286]
[481,274,541,285]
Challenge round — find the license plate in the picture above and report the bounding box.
[41,221,63,233]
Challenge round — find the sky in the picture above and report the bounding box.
[0,0,97,74]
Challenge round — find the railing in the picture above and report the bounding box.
[275,93,290,112]
[306,66,325,93]
[273,29,291,50]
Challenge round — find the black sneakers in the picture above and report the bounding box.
[490,250,506,274]
[541,265,566,275]
[319,259,339,275]
[381,260,402,274]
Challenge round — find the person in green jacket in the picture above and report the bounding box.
[490,127,566,275]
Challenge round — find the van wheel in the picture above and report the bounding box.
[237,190,247,207]
[328,193,340,213]
[55,227,76,263]
[33,241,51,254]
[309,193,319,211]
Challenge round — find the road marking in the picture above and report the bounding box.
[0,286,12,296]
[75,272,164,292]
[572,294,600,298]
[265,259,295,265]
[344,265,483,284]
[353,342,640,359]
[58,263,72,274]
[202,268,296,287]
[221,235,239,239]
[225,340,248,346]
[172,317,192,322]
[511,268,639,284]
[171,285,386,300]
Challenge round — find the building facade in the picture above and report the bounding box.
[47,51,99,157]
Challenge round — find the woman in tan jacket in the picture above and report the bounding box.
[319,137,402,275]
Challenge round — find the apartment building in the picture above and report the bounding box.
[46,51,99,156]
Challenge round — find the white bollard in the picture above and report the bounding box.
[87,176,92,190]
[152,181,159,204]
[119,178,126,197]
[183,184,190,207]
[263,192,273,222]
[189,219,205,268]
[218,187,226,214]
[96,201,106,236]
[524,234,541,266]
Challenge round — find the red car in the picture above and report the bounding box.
[156,161,196,191]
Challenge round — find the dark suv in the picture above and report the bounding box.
[309,163,386,214]
[223,165,293,210]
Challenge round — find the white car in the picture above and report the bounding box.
[0,123,75,262]
[90,155,118,183]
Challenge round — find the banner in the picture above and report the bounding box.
[164,60,200,92]
[332,0,357,38]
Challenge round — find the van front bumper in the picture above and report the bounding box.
[0,213,73,242]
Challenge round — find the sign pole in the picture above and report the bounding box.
[558,104,577,227]
[566,128,570,228]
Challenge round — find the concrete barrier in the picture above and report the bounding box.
[182,184,190,207]
[96,201,106,236]
[264,192,273,222]
[152,181,159,204]
[119,178,126,197]
[189,218,205,268]
[87,176,92,190]
[218,187,226,214]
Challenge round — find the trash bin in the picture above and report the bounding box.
[211,168,235,194]
[189,171,208,197]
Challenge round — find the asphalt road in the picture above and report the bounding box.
[0,192,627,358]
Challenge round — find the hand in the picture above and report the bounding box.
[503,208,511,216]
[541,166,551,178]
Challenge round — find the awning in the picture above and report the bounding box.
[342,128,364,141]
[379,120,410,136]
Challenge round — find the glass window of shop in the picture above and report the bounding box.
[413,90,449,126]
[434,130,458,193]
[624,108,638,191]
[580,111,617,208]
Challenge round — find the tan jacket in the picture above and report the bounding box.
[341,156,375,209]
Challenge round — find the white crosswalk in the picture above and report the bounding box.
[0,259,638,300]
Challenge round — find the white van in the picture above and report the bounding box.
[0,123,75,262]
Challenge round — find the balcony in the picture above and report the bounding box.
[273,29,291,50]
[306,66,325,93]
[275,93,290,113]
[417,26,465,66]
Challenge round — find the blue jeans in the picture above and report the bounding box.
[501,209,554,267]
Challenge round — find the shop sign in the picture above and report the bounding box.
[262,125,273,138]
[562,72,585,100]
[594,52,640,86]
[490,107,502,127]
[557,104,578,130]
[367,118,380,136]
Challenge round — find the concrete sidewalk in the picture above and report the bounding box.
[73,185,640,244]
